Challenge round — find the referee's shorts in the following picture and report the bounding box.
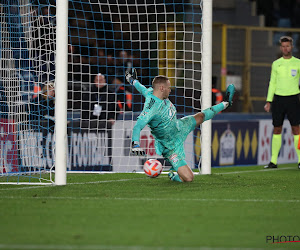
[271,94,300,127]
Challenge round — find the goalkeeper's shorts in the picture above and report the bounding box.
[164,145,187,171]
[162,115,196,171]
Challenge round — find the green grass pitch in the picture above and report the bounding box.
[0,164,300,250]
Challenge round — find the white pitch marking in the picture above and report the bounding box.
[0,195,299,203]
[0,166,295,191]
[214,167,295,175]
[70,178,145,185]
[0,178,145,191]
[0,244,269,250]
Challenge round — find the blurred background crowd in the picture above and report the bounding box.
[2,0,300,123]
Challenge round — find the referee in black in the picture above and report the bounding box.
[264,36,300,169]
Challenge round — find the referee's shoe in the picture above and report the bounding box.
[264,162,277,169]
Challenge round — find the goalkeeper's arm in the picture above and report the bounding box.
[131,119,148,156]
[125,68,149,97]
[131,105,156,156]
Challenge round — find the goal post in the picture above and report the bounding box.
[0,0,213,184]
[55,0,68,185]
[201,0,212,175]
[0,0,68,185]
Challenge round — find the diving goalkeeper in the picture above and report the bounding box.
[126,69,235,182]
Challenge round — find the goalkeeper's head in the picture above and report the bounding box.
[152,75,171,100]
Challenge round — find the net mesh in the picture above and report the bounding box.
[0,0,203,181]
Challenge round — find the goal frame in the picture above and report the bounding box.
[54,0,213,179]
[0,0,68,185]
[54,0,68,185]
[0,0,212,185]
[201,0,212,175]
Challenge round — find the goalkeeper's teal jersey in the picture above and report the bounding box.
[132,80,184,155]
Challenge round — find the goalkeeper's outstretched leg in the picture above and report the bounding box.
[168,84,236,183]
[194,84,235,126]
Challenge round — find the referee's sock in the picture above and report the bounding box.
[271,134,282,164]
[294,135,300,163]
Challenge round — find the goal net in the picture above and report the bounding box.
[0,0,211,184]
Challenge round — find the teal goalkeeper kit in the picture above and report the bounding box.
[131,80,225,170]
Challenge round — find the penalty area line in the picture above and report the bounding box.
[0,244,268,250]
[213,167,295,175]
[0,167,295,191]
[0,196,299,203]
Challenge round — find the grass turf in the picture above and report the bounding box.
[0,164,300,249]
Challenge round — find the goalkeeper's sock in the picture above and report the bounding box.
[169,166,175,172]
[168,171,182,182]
[203,102,228,121]
[294,135,300,163]
[271,134,282,165]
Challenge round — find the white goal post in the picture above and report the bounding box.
[201,0,212,175]
[55,0,68,185]
[0,0,212,185]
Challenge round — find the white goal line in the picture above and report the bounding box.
[64,166,295,175]
[0,167,294,188]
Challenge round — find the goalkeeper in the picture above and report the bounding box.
[126,69,235,182]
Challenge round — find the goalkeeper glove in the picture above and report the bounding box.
[131,141,145,156]
[125,68,138,85]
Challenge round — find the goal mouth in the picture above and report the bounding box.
[0,0,209,184]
